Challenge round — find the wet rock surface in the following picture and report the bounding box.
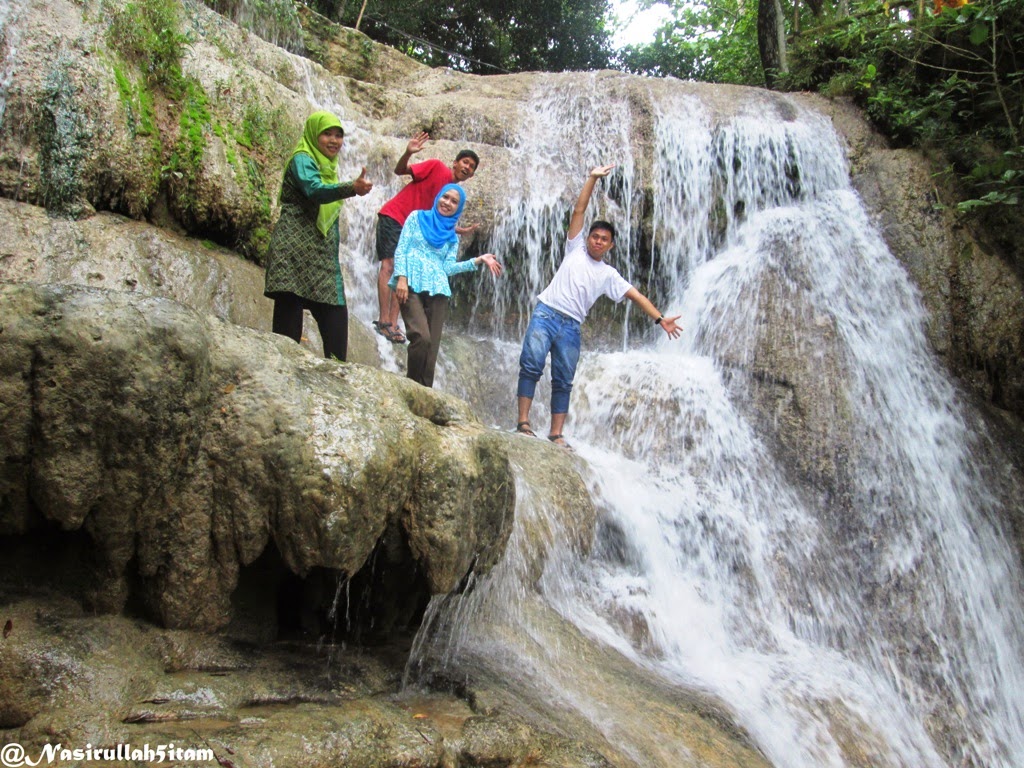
[807,95,1024,418]
[0,595,622,767]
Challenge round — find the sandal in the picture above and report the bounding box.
[516,421,536,437]
[547,434,574,452]
[373,321,407,344]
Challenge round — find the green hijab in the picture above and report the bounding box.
[289,111,344,237]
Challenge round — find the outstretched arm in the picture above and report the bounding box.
[394,131,429,176]
[568,164,616,240]
[624,287,682,339]
[474,253,503,277]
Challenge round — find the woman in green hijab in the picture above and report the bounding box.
[264,111,373,361]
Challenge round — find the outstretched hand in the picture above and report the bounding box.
[407,131,429,155]
[478,253,503,277]
[455,222,479,236]
[590,164,616,179]
[659,315,683,339]
[352,167,373,195]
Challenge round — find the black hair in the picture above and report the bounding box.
[455,149,480,168]
[589,220,616,240]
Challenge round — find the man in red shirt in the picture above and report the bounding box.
[374,132,479,343]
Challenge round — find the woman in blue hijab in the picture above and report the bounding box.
[390,183,502,387]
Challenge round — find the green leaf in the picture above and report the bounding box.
[969,23,990,46]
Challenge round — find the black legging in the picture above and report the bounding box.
[271,293,348,362]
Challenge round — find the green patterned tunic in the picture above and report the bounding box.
[264,154,356,306]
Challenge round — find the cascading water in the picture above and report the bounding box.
[409,76,1024,768]
[207,0,305,53]
[3,0,1020,759]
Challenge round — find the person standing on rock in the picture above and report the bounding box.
[264,111,373,361]
[374,132,480,344]
[515,164,683,450]
[390,183,502,388]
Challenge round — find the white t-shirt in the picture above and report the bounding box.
[537,232,632,323]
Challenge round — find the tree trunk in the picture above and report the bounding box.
[758,0,788,89]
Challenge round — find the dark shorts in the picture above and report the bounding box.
[375,214,403,262]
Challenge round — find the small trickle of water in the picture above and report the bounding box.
[203,0,305,54]
[0,0,26,128]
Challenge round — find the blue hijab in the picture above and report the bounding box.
[418,184,465,248]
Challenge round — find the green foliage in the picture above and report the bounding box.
[957,149,1023,211]
[310,0,613,73]
[112,63,158,138]
[178,80,212,171]
[785,0,1023,213]
[106,0,190,95]
[240,100,288,155]
[98,0,288,261]
[104,0,198,220]
[616,0,766,84]
[110,62,163,215]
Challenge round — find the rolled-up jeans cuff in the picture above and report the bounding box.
[517,378,538,400]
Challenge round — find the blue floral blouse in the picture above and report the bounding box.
[389,210,477,297]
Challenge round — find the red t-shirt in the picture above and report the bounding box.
[378,158,453,226]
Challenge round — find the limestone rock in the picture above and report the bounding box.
[3,1,1022,429]
[0,282,515,630]
[0,197,381,366]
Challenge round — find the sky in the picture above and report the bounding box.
[611,0,673,47]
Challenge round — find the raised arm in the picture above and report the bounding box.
[624,287,682,339]
[394,131,429,176]
[568,164,616,240]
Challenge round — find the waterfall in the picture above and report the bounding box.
[203,0,305,54]
[412,76,1024,768]
[3,0,1021,759]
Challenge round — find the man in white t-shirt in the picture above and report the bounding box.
[516,164,682,449]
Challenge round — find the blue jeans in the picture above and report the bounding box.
[517,302,582,414]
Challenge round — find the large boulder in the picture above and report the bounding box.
[0,281,515,631]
